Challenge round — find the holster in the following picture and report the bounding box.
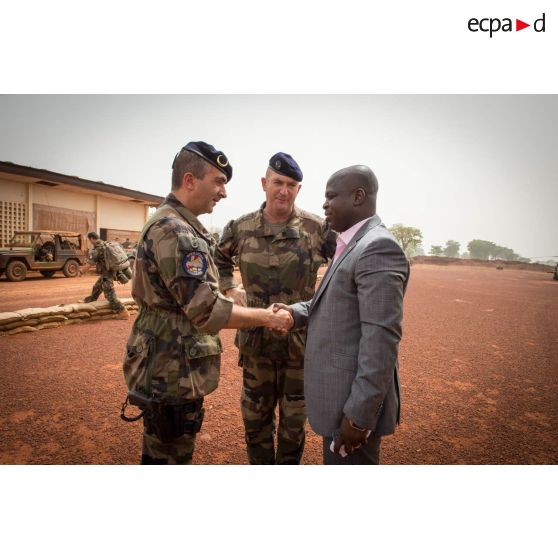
[126,390,205,442]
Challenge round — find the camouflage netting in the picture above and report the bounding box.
[0,298,138,336]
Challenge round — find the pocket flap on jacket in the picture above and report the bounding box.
[183,335,222,359]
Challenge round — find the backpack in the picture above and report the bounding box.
[103,241,130,272]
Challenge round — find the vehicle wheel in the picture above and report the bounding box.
[6,260,28,282]
[40,270,56,278]
[62,259,80,278]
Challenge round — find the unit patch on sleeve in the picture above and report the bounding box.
[182,251,208,277]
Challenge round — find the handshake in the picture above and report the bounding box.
[265,303,294,335]
[225,286,293,335]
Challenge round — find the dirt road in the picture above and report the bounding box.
[1,264,557,464]
[0,273,132,313]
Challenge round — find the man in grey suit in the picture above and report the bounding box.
[275,165,409,464]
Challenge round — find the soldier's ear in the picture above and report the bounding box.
[261,177,267,191]
[181,172,196,191]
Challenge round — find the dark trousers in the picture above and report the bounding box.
[322,434,382,465]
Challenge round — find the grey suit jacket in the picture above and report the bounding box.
[291,215,409,438]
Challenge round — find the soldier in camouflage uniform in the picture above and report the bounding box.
[216,152,337,464]
[121,141,293,465]
[84,231,128,318]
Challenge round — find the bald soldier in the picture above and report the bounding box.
[122,141,292,465]
[216,152,337,464]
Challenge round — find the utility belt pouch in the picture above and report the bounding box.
[116,267,133,284]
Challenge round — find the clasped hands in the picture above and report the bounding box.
[267,303,294,335]
[225,287,294,334]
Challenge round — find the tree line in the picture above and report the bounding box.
[388,224,530,262]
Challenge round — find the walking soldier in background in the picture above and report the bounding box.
[84,232,130,319]
[122,141,293,465]
[216,152,337,464]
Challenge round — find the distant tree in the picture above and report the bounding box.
[429,245,443,256]
[389,224,423,257]
[518,257,531,263]
[461,252,470,259]
[494,246,518,261]
[443,240,460,258]
[414,243,425,256]
[468,239,526,261]
[467,239,496,260]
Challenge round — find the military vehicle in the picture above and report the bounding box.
[0,231,88,282]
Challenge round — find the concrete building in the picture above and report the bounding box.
[0,162,163,247]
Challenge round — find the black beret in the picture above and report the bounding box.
[268,152,303,182]
[173,141,233,183]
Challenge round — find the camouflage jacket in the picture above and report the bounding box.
[91,241,110,275]
[123,194,233,401]
[216,204,336,361]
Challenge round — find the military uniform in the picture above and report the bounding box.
[216,204,337,464]
[84,240,125,312]
[123,193,233,464]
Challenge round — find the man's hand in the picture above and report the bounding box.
[264,305,294,334]
[271,303,292,315]
[225,286,247,307]
[270,303,294,335]
[333,415,370,456]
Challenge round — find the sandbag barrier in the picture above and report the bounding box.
[0,298,138,336]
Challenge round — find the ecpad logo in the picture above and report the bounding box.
[468,13,546,37]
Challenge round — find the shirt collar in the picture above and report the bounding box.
[338,217,373,246]
[163,193,213,242]
[255,203,302,237]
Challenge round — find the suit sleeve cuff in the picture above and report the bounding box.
[342,401,383,432]
[290,302,308,330]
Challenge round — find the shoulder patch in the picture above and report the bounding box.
[182,251,208,277]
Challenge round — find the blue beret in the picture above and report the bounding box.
[269,152,303,182]
[173,140,233,183]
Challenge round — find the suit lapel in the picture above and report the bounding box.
[309,215,382,314]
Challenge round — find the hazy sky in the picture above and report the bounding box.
[0,95,556,260]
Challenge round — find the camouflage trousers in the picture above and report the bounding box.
[85,274,124,311]
[141,401,204,465]
[240,354,306,465]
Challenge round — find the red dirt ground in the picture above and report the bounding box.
[1,264,557,464]
[0,272,132,313]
